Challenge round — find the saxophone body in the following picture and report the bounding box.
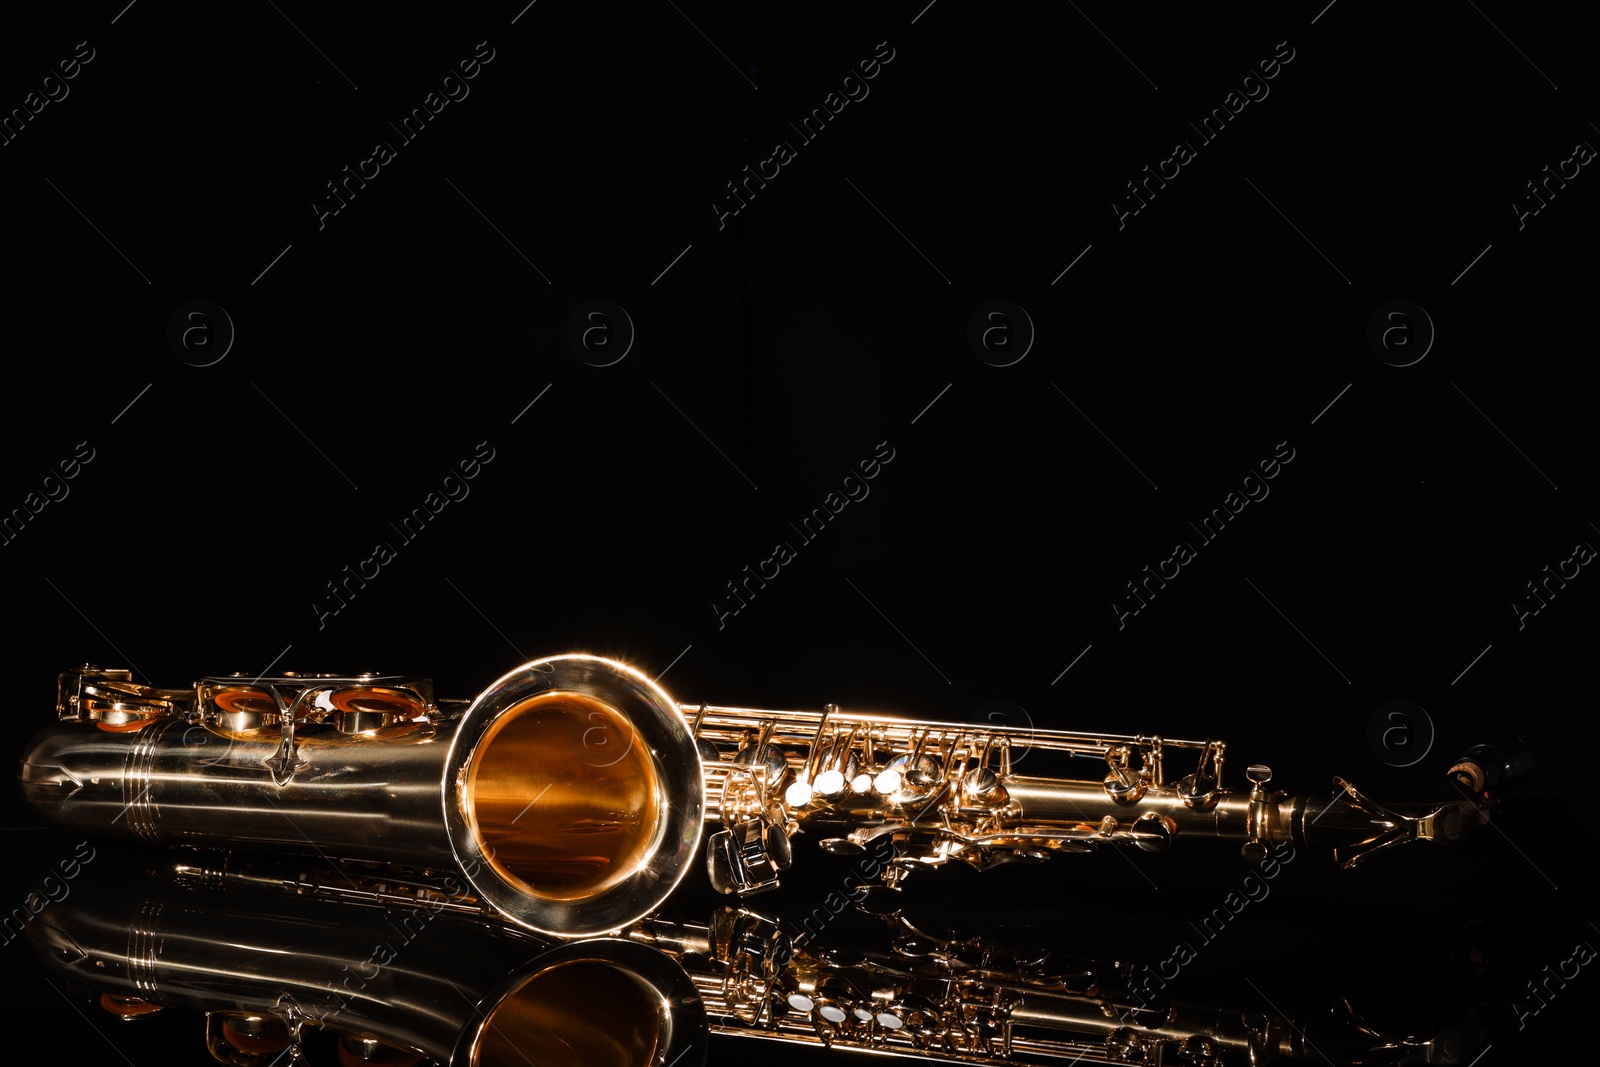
[19,654,1498,909]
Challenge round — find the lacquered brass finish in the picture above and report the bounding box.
[23,651,1496,911]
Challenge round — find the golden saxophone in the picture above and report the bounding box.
[29,850,1484,1067]
[20,653,1498,915]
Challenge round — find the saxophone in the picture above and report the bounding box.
[20,653,1498,921]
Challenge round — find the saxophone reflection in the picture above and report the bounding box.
[25,850,707,1067]
[641,905,1485,1066]
[25,851,1485,1067]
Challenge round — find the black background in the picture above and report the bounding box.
[2,2,1596,1063]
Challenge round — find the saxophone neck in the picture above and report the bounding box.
[1283,740,1528,867]
[1291,778,1492,869]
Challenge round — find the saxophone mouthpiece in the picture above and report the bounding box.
[1447,739,1535,794]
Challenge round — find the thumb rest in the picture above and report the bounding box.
[27,850,1485,1067]
[21,654,1499,927]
